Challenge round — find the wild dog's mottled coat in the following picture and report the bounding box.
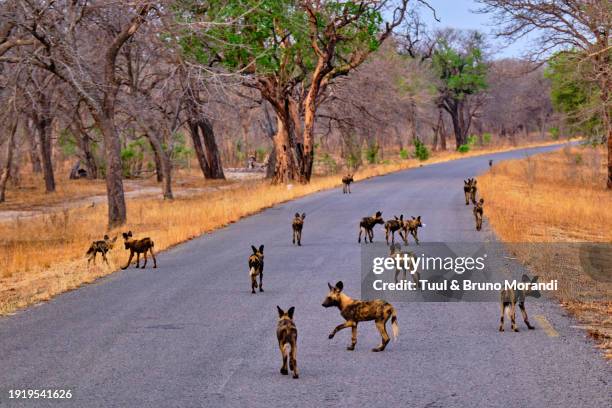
[499,275,540,332]
[249,244,264,294]
[322,281,399,352]
[86,235,117,266]
[385,215,404,245]
[292,213,305,246]
[470,179,478,204]
[401,216,423,245]
[473,199,484,231]
[464,178,473,205]
[342,174,353,194]
[121,231,156,269]
[358,211,384,243]
[276,306,299,379]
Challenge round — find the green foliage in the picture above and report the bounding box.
[317,152,338,174]
[482,132,492,144]
[58,129,78,157]
[457,144,470,153]
[365,143,379,164]
[413,139,430,161]
[255,147,267,162]
[466,134,477,147]
[574,153,583,165]
[346,153,360,170]
[399,148,409,160]
[549,127,560,140]
[171,132,193,168]
[121,138,148,178]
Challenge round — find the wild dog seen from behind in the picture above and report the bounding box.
[121,231,156,269]
[322,281,399,352]
[292,213,305,246]
[385,215,404,245]
[473,198,484,231]
[464,178,473,205]
[248,244,264,294]
[402,216,423,245]
[276,306,299,379]
[390,243,419,286]
[470,178,478,204]
[86,235,117,266]
[342,174,353,194]
[358,211,384,244]
[499,275,540,332]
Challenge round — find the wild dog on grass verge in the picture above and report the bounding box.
[121,231,156,269]
[470,178,478,204]
[473,199,484,231]
[322,281,399,352]
[276,306,299,379]
[390,243,419,286]
[86,235,117,266]
[342,174,353,194]
[292,213,306,246]
[385,215,404,245]
[401,216,423,245]
[464,178,473,205]
[249,244,264,294]
[499,275,540,332]
[358,211,384,244]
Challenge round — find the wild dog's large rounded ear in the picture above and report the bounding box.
[259,244,264,253]
[295,212,300,218]
[327,282,334,290]
[400,215,403,221]
[103,234,109,240]
[277,305,284,317]
[287,306,295,319]
[532,275,539,283]
[128,231,133,237]
[394,215,399,220]
[302,213,306,218]
[473,179,477,185]
[417,216,421,221]
[335,281,344,291]
[251,245,258,253]
[376,211,382,217]
[122,232,128,239]
[521,274,531,282]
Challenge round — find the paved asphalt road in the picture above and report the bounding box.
[1,144,610,408]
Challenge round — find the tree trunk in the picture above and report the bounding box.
[272,116,301,184]
[26,123,42,173]
[35,116,55,193]
[188,119,211,179]
[0,119,17,202]
[71,120,98,179]
[198,118,225,179]
[145,132,173,199]
[151,141,163,183]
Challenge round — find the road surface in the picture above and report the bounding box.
[0,144,610,407]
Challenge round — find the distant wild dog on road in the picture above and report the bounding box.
[121,231,156,269]
[401,216,423,245]
[385,215,404,245]
[276,306,299,379]
[358,211,384,243]
[489,159,493,168]
[86,235,117,266]
[470,179,478,204]
[342,174,353,194]
[292,213,306,246]
[323,281,399,351]
[473,199,484,231]
[249,244,264,293]
[499,275,540,332]
[464,178,473,205]
[390,243,419,286]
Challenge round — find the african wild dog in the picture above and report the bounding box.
[86,235,117,266]
[249,244,264,294]
[464,178,473,205]
[390,243,419,286]
[121,231,156,269]
[401,216,423,245]
[292,213,306,246]
[322,281,399,352]
[473,198,484,231]
[276,306,299,379]
[489,159,493,168]
[358,211,384,243]
[385,215,404,245]
[499,275,540,332]
[342,174,353,194]
[470,178,478,204]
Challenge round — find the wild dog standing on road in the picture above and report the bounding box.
[276,306,299,379]
[473,199,484,231]
[322,281,399,352]
[390,243,419,286]
[385,215,404,245]
[489,159,493,168]
[464,178,473,205]
[401,216,423,245]
[292,213,306,246]
[499,275,540,332]
[358,211,384,244]
[121,231,156,269]
[249,244,264,294]
[86,235,117,266]
[470,179,478,204]
[342,174,353,194]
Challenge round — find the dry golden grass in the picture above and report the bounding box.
[479,145,612,358]
[0,139,566,316]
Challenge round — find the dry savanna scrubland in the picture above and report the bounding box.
[0,140,566,316]
[479,145,611,358]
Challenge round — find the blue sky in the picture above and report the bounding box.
[417,0,531,59]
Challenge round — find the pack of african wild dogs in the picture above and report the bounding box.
[85,161,539,379]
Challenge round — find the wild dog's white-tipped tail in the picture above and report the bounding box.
[391,308,399,340]
[249,267,257,277]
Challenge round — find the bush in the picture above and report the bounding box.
[549,127,560,140]
[467,134,477,146]
[482,132,492,144]
[365,143,379,164]
[399,148,409,160]
[413,139,430,161]
[458,144,470,153]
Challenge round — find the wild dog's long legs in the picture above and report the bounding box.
[251,275,257,294]
[259,271,263,292]
[102,251,109,265]
[348,323,358,350]
[465,192,470,205]
[368,229,374,243]
[121,251,134,270]
[279,341,288,375]
[135,252,140,268]
[519,302,535,329]
[358,227,363,243]
[411,229,420,245]
[399,230,408,244]
[149,248,157,268]
[373,319,390,352]
[510,303,518,332]
[142,251,148,268]
[290,342,298,379]
[329,322,352,339]
[499,302,506,332]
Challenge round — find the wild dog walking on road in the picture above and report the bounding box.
[292,213,306,246]
[249,244,264,294]
[322,281,399,352]
[276,306,299,379]
[358,211,384,243]
[86,235,117,266]
[385,215,404,245]
[470,179,478,204]
[390,243,419,286]
[121,231,156,269]
[499,275,541,332]
[473,199,484,231]
[401,216,423,245]
[342,174,353,194]
[464,178,473,205]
